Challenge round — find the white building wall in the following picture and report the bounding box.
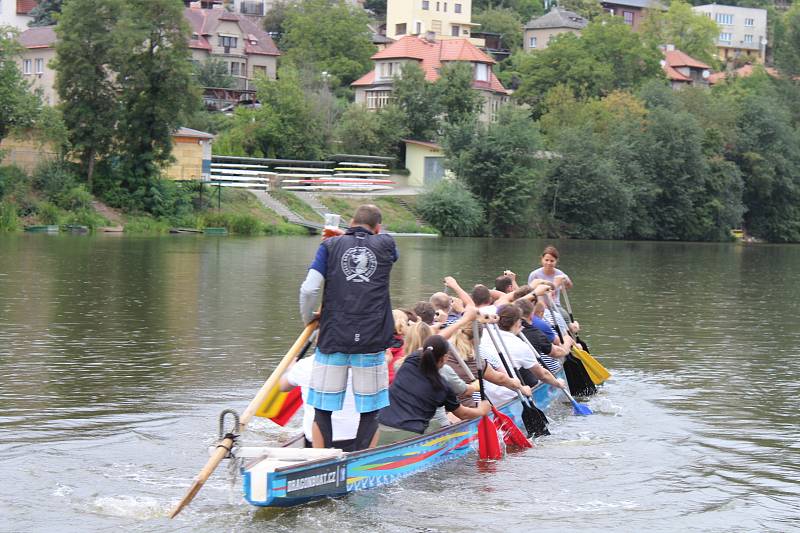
[0,0,34,30]
[692,4,767,61]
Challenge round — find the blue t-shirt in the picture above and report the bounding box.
[532,316,556,342]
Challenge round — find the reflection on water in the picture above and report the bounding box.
[1,234,798,532]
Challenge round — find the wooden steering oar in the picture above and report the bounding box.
[561,288,589,352]
[169,320,319,519]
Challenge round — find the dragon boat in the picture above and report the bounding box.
[238,370,566,508]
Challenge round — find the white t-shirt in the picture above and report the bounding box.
[287,356,359,443]
[479,304,498,316]
[477,328,539,405]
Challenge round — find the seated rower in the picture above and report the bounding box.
[280,354,359,451]
[515,298,568,375]
[479,305,566,405]
[377,335,491,443]
[387,309,409,384]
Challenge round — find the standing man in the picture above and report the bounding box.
[299,205,398,450]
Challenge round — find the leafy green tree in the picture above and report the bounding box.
[194,58,235,89]
[474,0,543,22]
[436,62,483,126]
[393,62,441,141]
[473,8,524,52]
[281,0,375,87]
[53,0,120,189]
[514,17,663,117]
[28,0,64,27]
[640,0,719,65]
[557,0,604,20]
[113,0,197,211]
[444,106,545,236]
[363,0,387,17]
[334,104,407,157]
[0,28,41,144]
[775,5,800,77]
[262,0,289,46]
[417,180,485,236]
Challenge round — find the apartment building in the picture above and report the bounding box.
[523,7,588,52]
[386,0,484,46]
[692,4,767,62]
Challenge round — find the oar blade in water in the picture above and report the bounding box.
[478,415,502,460]
[492,407,532,449]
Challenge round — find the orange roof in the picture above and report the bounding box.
[17,0,38,15]
[664,49,710,70]
[184,7,279,56]
[664,65,691,82]
[708,63,781,85]
[356,35,508,94]
[403,139,442,150]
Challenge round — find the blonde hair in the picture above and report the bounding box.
[451,324,476,361]
[392,309,409,336]
[404,320,432,355]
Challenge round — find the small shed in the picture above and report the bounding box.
[167,127,215,181]
[403,139,445,188]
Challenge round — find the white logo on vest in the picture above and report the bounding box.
[340,246,377,282]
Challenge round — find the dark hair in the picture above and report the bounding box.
[515,299,534,320]
[413,301,435,324]
[494,275,513,293]
[352,204,382,229]
[497,304,521,331]
[542,245,559,260]
[471,284,492,306]
[419,335,448,390]
[512,284,532,301]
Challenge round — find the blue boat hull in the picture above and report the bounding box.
[243,371,566,507]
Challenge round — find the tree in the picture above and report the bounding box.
[53,0,120,189]
[417,180,485,236]
[262,0,289,46]
[392,62,441,141]
[557,0,604,20]
[281,0,375,87]
[113,0,197,211]
[640,0,719,65]
[775,5,800,77]
[28,0,64,27]
[474,0,543,22]
[473,8,524,52]
[194,58,235,89]
[0,28,41,144]
[334,104,407,157]
[436,62,483,126]
[444,106,545,236]
[513,17,663,117]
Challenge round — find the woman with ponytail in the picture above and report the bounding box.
[377,335,490,443]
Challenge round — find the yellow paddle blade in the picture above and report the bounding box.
[255,385,290,419]
[571,346,611,385]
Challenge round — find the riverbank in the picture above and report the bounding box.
[0,164,435,236]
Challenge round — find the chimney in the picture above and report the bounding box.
[425,31,436,42]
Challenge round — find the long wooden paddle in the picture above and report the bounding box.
[169,320,319,519]
[516,332,593,416]
[473,321,502,460]
[485,324,549,437]
[544,295,610,385]
[561,288,590,352]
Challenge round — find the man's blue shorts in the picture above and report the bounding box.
[307,349,389,413]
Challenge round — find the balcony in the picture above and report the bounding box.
[240,0,265,16]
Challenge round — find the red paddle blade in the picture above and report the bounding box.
[269,386,303,426]
[478,415,502,460]
[492,407,533,449]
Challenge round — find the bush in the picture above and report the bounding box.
[417,180,485,237]
[0,166,29,200]
[60,186,94,211]
[201,212,264,235]
[0,202,20,231]
[32,160,79,207]
[36,201,61,225]
[64,208,107,229]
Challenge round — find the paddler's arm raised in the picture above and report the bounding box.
[300,244,327,324]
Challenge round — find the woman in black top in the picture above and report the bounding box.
[378,335,490,438]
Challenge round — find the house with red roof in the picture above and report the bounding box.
[0,0,37,30]
[351,35,509,123]
[661,46,712,89]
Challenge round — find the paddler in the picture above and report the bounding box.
[299,204,398,450]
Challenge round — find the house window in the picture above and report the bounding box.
[719,32,732,43]
[436,1,440,11]
[366,90,393,110]
[444,2,447,12]
[455,3,461,13]
[475,62,489,82]
[451,24,459,37]
[745,17,754,27]
[240,0,265,16]
[416,21,422,34]
[422,0,429,8]
[744,34,753,44]
[380,61,397,78]
[715,13,733,25]
[253,65,267,77]
[623,11,634,25]
[219,35,238,50]
[34,58,43,74]
[395,23,407,35]
[529,36,537,48]
[23,59,31,75]
[230,62,245,76]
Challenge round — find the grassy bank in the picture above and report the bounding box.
[317,195,436,234]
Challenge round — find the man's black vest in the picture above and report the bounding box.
[317,227,396,354]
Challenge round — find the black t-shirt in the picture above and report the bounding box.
[521,321,552,356]
[377,352,461,434]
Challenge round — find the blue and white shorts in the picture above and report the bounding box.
[307,349,389,413]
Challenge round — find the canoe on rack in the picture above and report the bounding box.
[239,370,565,508]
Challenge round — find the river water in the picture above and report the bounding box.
[1,234,798,532]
